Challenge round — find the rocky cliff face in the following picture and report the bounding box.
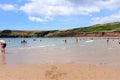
[73,32,120,37]
[44,32,120,37]
[0,30,120,38]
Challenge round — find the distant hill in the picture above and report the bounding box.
[44,22,120,37]
[70,22,120,33]
[0,22,120,37]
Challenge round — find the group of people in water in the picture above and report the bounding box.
[0,38,120,65]
[64,37,79,44]
[0,38,120,54]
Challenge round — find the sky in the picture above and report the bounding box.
[0,0,120,30]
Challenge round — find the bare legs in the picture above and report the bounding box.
[1,48,5,54]
[1,52,6,64]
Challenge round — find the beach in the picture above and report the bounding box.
[0,37,120,80]
[0,64,120,80]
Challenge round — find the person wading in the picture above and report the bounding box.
[0,40,7,54]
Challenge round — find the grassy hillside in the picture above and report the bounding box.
[45,22,120,37]
[69,22,120,33]
[0,22,120,37]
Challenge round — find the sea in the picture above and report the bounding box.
[0,37,120,67]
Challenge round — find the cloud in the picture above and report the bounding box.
[0,4,16,11]
[91,12,120,24]
[68,0,120,9]
[19,0,100,22]
[19,0,120,22]
[96,0,120,10]
[28,16,47,22]
[20,0,100,16]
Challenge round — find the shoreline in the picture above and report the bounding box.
[1,37,120,67]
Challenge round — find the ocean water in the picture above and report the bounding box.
[0,37,120,66]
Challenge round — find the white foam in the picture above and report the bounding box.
[85,40,94,43]
[17,44,56,50]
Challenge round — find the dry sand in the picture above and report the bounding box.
[0,64,120,80]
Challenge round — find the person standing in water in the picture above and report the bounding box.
[106,39,109,46]
[64,40,67,44]
[75,37,79,43]
[0,40,7,54]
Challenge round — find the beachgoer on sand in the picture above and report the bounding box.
[0,40,7,54]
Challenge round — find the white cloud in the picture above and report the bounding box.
[28,16,47,22]
[0,4,16,11]
[20,0,100,16]
[68,0,120,10]
[20,0,100,22]
[96,0,120,10]
[91,12,120,24]
[19,0,120,22]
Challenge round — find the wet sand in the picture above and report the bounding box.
[3,38,120,66]
[0,64,120,80]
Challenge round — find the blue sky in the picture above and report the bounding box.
[0,0,120,30]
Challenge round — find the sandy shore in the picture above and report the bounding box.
[0,64,120,80]
[0,38,120,80]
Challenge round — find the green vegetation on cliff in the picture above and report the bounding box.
[70,22,120,33]
[0,22,120,37]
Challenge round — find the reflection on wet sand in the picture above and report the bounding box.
[1,54,6,64]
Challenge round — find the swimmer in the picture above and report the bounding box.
[21,40,27,44]
[64,40,67,44]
